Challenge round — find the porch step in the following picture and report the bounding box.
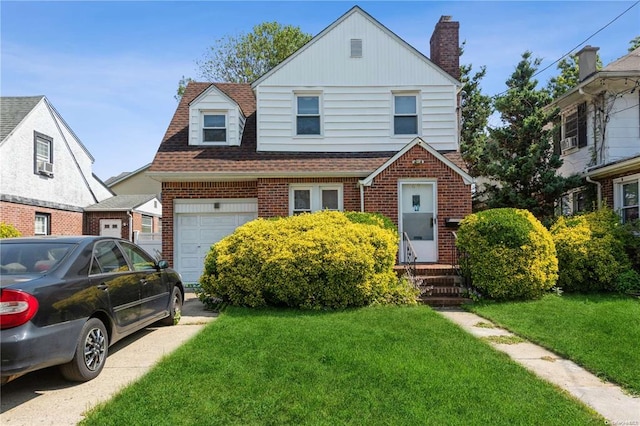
[419,296,473,307]
[416,275,463,286]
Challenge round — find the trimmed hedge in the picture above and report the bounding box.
[550,208,629,292]
[456,208,558,300]
[0,223,21,238]
[200,211,417,309]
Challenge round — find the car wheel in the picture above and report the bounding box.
[59,318,108,382]
[160,286,182,326]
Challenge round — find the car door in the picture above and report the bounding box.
[90,240,141,330]
[118,241,169,322]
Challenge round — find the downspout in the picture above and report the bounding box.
[127,211,133,241]
[359,183,365,212]
[585,175,602,209]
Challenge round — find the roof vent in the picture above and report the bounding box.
[350,39,362,58]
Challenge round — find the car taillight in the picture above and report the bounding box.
[0,290,39,330]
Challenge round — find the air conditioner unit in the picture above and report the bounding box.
[560,136,578,152]
[37,161,54,176]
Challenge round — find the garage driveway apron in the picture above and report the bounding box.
[1,292,216,426]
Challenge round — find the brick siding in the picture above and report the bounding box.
[0,201,83,236]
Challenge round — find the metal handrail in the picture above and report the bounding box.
[402,232,418,288]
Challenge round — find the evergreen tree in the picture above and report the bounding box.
[459,42,492,177]
[547,53,602,100]
[481,51,579,221]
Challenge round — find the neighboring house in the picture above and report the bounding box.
[104,163,162,199]
[149,7,473,283]
[0,96,113,236]
[552,46,640,222]
[84,194,162,256]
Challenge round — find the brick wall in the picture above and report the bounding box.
[161,181,258,266]
[83,211,131,239]
[598,169,640,209]
[364,144,472,264]
[0,201,83,236]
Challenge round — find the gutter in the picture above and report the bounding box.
[585,175,602,209]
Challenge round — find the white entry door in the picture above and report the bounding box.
[399,182,437,262]
[100,219,122,238]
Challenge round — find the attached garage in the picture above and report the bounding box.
[174,199,258,283]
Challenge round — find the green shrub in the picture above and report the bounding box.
[0,222,21,238]
[200,211,417,309]
[617,220,640,271]
[344,211,397,235]
[615,269,640,294]
[550,208,629,292]
[456,208,558,300]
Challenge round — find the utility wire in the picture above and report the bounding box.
[491,0,640,98]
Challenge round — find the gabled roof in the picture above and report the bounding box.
[603,47,640,72]
[0,96,44,142]
[360,138,473,186]
[84,194,158,211]
[251,6,460,88]
[105,163,151,186]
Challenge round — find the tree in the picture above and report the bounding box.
[547,52,602,100]
[629,36,640,52]
[459,42,492,177]
[480,51,579,221]
[176,22,312,100]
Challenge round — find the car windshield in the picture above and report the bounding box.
[0,242,73,274]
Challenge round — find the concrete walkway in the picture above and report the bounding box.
[0,292,216,426]
[438,309,640,424]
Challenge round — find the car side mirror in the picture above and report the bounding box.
[157,260,169,269]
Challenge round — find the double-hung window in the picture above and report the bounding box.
[394,94,418,135]
[290,185,342,215]
[616,175,639,224]
[202,113,227,143]
[562,102,587,151]
[141,215,153,233]
[296,95,321,135]
[34,132,53,176]
[35,213,51,235]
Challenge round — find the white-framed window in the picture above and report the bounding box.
[35,213,50,235]
[393,94,418,135]
[289,184,343,215]
[350,39,363,58]
[615,174,639,224]
[141,215,153,233]
[295,94,321,136]
[202,112,227,143]
[34,132,53,176]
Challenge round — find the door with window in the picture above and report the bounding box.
[100,219,122,238]
[399,182,437,262]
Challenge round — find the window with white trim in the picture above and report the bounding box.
[393,94,418,135]
[34,132,53,176]
[296,94,321,135]
[561,102,587,150]
[202,112,227,143]
[141,215,153,233]
[35,213,50,235]
[615,175,639,224]
[289,184,342,215]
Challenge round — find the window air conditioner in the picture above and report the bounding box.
[37,161,54,176]
[560,136,578,152]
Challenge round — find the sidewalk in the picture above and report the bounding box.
[438,309,640,424]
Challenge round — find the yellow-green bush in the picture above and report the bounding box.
[200,211,417,309]
[456,208,558,300]
[0,222,21,238]
[550,208,628,292]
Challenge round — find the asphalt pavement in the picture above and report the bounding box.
[0,292,216,425]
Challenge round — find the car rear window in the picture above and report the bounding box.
[0,243,73,274]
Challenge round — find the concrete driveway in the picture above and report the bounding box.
[1,292,216,425]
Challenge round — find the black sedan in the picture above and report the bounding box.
[0,236,184,384]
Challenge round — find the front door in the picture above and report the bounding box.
[399,181,437,262]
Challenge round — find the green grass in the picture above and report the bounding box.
[81,306,602,425]
[469,293,640,395]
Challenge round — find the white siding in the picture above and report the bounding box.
[254,10,459,153]
[0,100,111,208]
[189,88,243,146]
[135,198,162,216]
[605,92,640,163]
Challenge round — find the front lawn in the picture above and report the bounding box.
[81,306,601,425]
[469,293,640,395]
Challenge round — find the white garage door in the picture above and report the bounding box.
[175,199,257,284]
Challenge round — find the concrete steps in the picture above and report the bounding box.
[396,264,470,307]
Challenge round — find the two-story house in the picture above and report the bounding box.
[149,7,473,283]
[0,96,113,236]
[553,46,640,222]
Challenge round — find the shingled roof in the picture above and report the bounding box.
[1,96,44,142]
[149,82,466,177]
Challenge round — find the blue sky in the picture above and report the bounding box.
[2,1,638,181]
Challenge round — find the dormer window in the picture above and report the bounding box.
[202,113,227,143]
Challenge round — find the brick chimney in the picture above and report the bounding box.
[430,15,460,80]
[577,45,599,82]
